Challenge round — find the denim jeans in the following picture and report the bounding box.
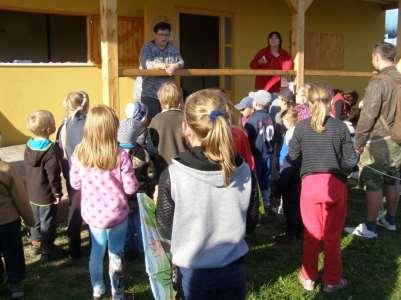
[30,203,57,253]
[89,219,128,299]
[141,96,161,120]
[178,258,246,300]
[125,211,144,255]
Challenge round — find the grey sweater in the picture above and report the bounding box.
[138,41,184,99]
[156,148,258,269]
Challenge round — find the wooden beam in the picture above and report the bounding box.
[292,0,306,90]
[305,0,314,11]
[304,70,373,77]
[397,0,401,61]
[119,68,372,78]
[120,68,296,77]
[100,0,119,115]
[285,0,298,13]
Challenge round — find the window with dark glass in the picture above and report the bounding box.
[0,10,87,63]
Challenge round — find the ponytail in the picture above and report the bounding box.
[307,83,333,133]
[203,113,236,186]
[63,91,90,120]
[185,89,236,186]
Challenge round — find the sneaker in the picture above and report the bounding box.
[93,292,105,300]
[344,223,378,239]
[31,241,41,256]
[377,213,397,231]
[41,247,66,262]
[298,273,315,291]
[9,283,24,299]
[323,278,347,293]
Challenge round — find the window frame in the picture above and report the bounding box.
[0,6,94,66]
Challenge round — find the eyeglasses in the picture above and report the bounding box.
[156,32,170,37]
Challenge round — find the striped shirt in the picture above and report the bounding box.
[289,116,358,180]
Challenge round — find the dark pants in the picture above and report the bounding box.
[255,156,272,205]
[279,166,303,237]
[178,258,246,300]
[30,204,57,253]
[0,220,26,284]
[125,211,143,255]
[141,96,161,120]
[67,189,84,258]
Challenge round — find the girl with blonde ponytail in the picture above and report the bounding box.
[289,82,358,293]
[55,91,90,260]
[308,83,333,133]
[156,88,259,299]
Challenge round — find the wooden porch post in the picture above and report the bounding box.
[397,0,401,61]
[100,0,119,115]
[286,0,313,91]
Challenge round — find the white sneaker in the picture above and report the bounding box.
[377,212,397,231]
[344,223,378,239]
[298,273,315,291]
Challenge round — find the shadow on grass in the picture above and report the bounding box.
[23,227,153,300]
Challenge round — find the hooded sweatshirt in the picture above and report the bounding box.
[24,138,62,205]
[0,160,34,226]
[156,147,259,269]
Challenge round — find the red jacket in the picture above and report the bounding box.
[249,47,293,93]
[330,92,351,119]
[231,126,255,172]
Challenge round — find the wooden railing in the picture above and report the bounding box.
[119,68,373,78]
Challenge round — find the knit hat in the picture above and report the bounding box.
[278,88,295,103]
[234,96,253,110]
[117,118,145,146]
[249,90,272,106]
[125,102,148,122]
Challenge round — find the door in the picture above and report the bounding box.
[179,13,220,98]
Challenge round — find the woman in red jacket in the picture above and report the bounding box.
[250,31,293,93]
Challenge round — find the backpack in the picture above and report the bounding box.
[376,74,401,144]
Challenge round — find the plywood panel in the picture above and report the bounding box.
[303,31,344,70]
[320,33,344,69]
[89,15,143,67]
[305,32,320,69]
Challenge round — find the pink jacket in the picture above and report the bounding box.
[70,149,138,229]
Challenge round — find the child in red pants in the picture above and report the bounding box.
[289,83,358,293]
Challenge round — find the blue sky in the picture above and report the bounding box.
[386,9,398,32]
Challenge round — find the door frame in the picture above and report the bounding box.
[176,6,234,98]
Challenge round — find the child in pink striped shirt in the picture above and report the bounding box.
[70,105,138,300]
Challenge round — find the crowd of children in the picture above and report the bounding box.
[0,74,365,299]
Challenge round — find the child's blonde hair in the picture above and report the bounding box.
[184,89,235,186]
[296,84,311,105]
[308,83,333,133]
[26,110,55,137]
[157,81,183,110]
[74,105,119,171]
[63,91,89,118]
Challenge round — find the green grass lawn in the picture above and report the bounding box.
[3,187,401,300]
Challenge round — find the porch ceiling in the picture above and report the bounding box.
[362,0,399,9]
